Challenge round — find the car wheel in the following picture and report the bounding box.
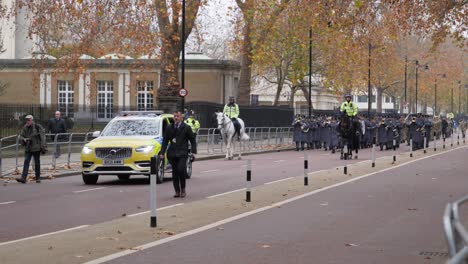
[118,174,130,181]
[186,157,192,179]
[83,173,98,185]
[156,156,165,184]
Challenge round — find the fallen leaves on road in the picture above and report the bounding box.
[407,208,418,211]
[216,227,224,231]
[121,213,127,217]
[162,231,175,236]
[48,246,53,250]
[137,206,141,209]
[345,243,358,247]
[282,193,288,197]
[117,230,122,234]
[74,255,83,258]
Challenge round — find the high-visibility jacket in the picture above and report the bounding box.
[340,101,358,117]
[184,117,200,134]
[449,112,454,119]
[223,103,239,119]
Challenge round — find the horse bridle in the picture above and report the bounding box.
[217,114,233,129]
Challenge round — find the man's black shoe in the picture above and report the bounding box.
[181,190,186,198]
[36,179,41,183]
[173,193,181,198]
[16,178,26,184]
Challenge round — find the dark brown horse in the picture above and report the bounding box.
[338,112,361,160]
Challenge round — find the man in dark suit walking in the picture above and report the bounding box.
[159,110,197,198]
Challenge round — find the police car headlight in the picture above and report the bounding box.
[135,145,154,153]
[82,146,93,154]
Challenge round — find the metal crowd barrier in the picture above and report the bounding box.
[1,127,294,176]
[444,195,468,264]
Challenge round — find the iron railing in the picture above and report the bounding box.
[444,195,468,264]
[0,127,294,176]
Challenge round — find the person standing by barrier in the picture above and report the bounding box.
[184,110,200,136]
[16,115,47,184]
[47,111,67,158]
[159,110,197,198]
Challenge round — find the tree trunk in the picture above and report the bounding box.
[273,67,285,106]
[376,87,383,113]
[237,20,253,105]
[158,40,180,98]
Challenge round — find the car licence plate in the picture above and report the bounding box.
[103,160,123,165]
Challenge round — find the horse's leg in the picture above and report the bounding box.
[238,140,242,160]
[225,136,230,160]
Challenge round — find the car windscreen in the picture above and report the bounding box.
[101,119,160,136]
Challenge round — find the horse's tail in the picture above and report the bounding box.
[241,133,250,141]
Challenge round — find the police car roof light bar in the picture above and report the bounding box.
[119,111,164,117]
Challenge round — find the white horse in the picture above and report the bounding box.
[215,112,250,160]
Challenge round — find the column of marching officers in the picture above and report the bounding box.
[292,113,466,153]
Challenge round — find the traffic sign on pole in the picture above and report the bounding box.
[178,88,188,97]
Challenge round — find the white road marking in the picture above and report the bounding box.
[127,203,184,218]
[308,169,327,175]
[207,188,246,199]
[273,160,285,163]
[264,177,293,185]
[73,187,106,194]
[84,145,467,264]
[0,201,16,205]
[0,225,89,247]
[201,169,220,173]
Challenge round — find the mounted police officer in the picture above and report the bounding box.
[223,96,241,140]
[340,94,358,119]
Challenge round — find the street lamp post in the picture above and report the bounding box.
[308,28,312,118]
[414,60,428,114]
[458,80,461,114]
[181,0,186,112]
[404,56,407,113]
[451,81,454,113]
[368,43,371,117]
[434,73,446,117]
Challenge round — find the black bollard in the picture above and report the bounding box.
[371,137,376,168]
[304,153,308,186]
[150,156,157,228]
[433,132,437,151]
[246,160,251,202]
[393,139,396,162]
[410,138,413,158]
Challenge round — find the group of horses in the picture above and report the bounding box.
[214,111,360,161]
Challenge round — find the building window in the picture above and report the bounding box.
[385,96,392,103]
[137,81,154,111]
[357,95,368,103]
[97,81,114,119]
[251,94,259,106]
[372,95,376,103]
[58,80,74,117]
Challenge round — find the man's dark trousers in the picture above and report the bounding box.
[21,151,41,180]
[170,157,187,193]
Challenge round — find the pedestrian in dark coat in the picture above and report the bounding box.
[16,115,47,184]
[292,116,302,151]
[159,111,197,198]
[329,120,339,153]
[47,111,67,158]
[377,119,387,151]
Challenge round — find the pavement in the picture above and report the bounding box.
[0,140,465,264]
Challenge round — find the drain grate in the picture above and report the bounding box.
[419,251,449,258]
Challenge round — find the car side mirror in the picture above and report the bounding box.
[92,131,101,137]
